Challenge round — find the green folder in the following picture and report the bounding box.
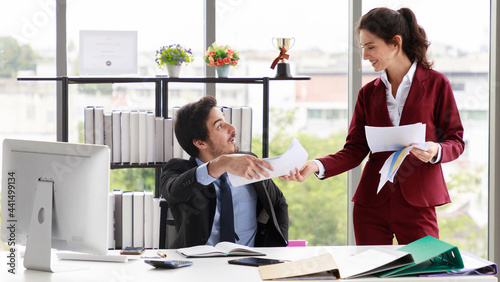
[376,236,464,277]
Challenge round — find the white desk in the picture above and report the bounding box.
[1,246,497,282]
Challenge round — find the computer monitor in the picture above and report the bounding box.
[1,139,110,272]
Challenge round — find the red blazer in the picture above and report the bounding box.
[317,64,465,207]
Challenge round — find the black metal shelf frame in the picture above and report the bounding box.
[17,75,310,196]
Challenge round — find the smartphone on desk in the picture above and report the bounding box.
[145,260,193,269]
[120,247,146,255]
[228,257,286,267]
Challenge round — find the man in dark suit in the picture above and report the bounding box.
[160,96,288,248]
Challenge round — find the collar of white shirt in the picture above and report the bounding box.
[380,61,417,89]
[381,62,418,126]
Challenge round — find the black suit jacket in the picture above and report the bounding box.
[160,154,289,248]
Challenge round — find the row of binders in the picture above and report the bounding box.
[108,190,161,250]
[259,236,498,279]
[85,105,253,164]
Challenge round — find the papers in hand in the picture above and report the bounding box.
[365,123,430,193]
[365,123,426,153]
[228,138,308,187]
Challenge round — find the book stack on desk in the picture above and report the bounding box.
[84,105,253,165]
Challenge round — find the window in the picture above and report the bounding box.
[451,82,466,91]
[0,0,57,142]
[65,0,204,191]
[217,0,349,245]
[307,109,323,119]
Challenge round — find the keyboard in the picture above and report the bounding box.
[56,251,129,263]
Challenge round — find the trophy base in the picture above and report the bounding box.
[275,62,292,78]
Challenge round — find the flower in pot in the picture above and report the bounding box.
[204,42,239,77]
[155,44,194,77]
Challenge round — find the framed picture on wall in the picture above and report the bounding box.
[79,30,137,75]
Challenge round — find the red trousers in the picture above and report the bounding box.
[353,181,439,245]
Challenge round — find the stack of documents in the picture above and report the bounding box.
[365,123,430,193]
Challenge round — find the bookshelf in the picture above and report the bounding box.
[17,76,310,195]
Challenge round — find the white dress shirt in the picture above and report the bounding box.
[381,61,417,127]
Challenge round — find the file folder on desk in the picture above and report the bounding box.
[420,252,497,277]
[377,235,464,277]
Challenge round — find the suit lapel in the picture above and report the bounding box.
[371,78,393,126]
[399,64,427,125]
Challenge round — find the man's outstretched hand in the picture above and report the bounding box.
[208,154,274,180]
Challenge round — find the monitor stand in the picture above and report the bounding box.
[23,178,86,272]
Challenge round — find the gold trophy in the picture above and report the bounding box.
[271,37,295,78]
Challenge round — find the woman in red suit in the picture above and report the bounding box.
[283,7,465,245]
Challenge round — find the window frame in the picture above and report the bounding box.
[488,0,500,267]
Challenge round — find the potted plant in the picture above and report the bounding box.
[204,42,240,78]
[155,44,194,77]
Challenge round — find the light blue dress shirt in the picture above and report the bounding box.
[195,158,258,247]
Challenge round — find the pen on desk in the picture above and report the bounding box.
[157,251,167,258]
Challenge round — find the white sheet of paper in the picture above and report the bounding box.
[365,123,426,153]
[365,123,431,193]
[227,138,308,187]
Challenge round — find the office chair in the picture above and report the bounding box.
[159,198,176,249]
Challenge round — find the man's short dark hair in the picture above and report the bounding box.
[175,96,217,157]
